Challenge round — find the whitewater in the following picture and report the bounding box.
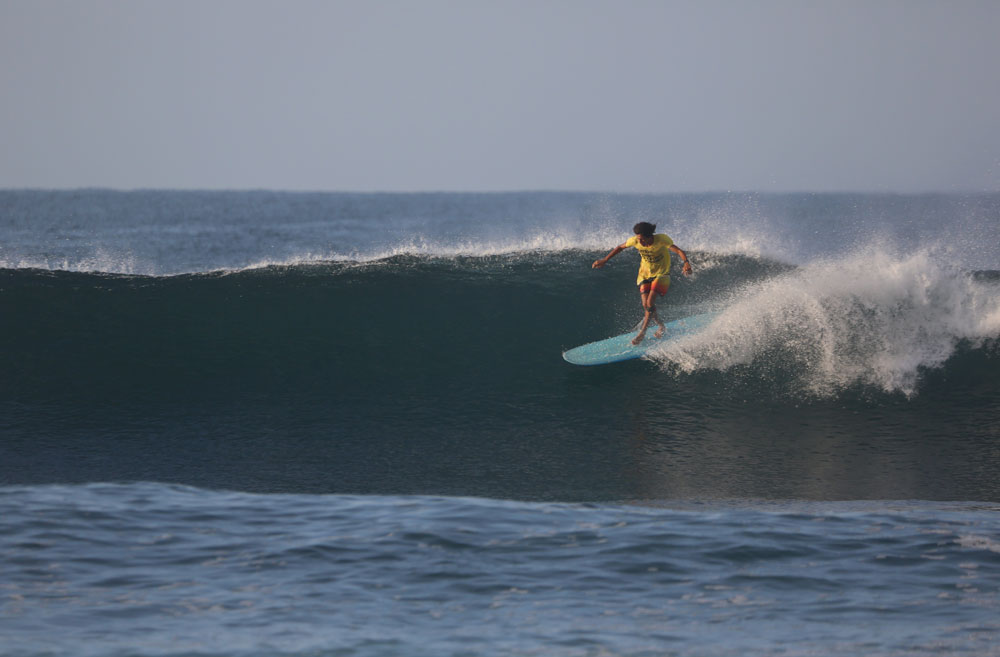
[2,190,999,656]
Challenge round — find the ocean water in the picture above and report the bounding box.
[2,190,1000,655]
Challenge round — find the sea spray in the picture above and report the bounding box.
[647,248,1000,396]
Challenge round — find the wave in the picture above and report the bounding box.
[2,249,998,403]
[5,251,1000,501]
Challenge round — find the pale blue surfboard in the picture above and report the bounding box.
[563,312,720,366]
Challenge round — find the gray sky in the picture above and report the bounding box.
[2,0,999,192]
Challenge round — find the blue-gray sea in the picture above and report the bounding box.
[2,190,1000,656]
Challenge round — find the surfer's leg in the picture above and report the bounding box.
[632,314,651,345]
[632,284,656,345]
[650,277,670,338]
[652,314,666,338]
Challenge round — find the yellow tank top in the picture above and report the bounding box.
[625,234,673,284]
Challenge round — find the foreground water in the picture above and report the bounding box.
[2,484,1000,657]
[2,190,999,655]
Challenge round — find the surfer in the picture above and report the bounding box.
[592,222,693,345]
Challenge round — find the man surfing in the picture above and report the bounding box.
[592,222,693,345]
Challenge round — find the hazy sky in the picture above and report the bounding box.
[2,0,999,192]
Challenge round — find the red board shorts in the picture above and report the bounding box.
[639,275,670,296]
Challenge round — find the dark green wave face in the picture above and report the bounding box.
[0,252,769,400]
[2,253,999,501]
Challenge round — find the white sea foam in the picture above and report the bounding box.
[0,249,144,275]
[957,535,1000,554]
[647,247,1000,397]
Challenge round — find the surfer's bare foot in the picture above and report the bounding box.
[631,332,646,346]
[653,326,665,339]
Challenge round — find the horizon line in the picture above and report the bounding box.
[3,186,999,196]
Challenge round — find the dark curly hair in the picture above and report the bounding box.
[632,222,656,237]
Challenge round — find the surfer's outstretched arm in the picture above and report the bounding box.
[592,243,627,269]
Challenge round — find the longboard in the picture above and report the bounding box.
[563,312,719,366]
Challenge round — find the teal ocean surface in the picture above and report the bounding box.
[2,190,999,655]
